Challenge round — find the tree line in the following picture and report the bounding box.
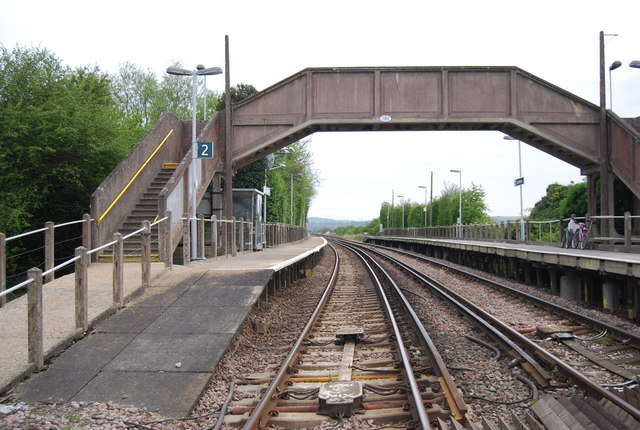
[325,180,593,237]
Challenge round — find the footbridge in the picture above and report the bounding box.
[90,66,640,264]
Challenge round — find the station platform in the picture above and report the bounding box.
[366,236,640,277]
[5,236,326,417]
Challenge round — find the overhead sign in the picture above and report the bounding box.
[514,177,524,186]
[197,141,214,158]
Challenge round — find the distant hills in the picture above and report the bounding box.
[307,217,370,232]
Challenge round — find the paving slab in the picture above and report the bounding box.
[9,236,327,417]
[72,370,211,417]
[141,305,249,334]
[16,368,99,403]
[104,333,233,372]
[94,306,167,333]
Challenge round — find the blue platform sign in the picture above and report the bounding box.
[197,141,214,158]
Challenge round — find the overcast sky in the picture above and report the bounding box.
[2,0,638,221]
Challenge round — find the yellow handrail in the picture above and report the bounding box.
[98,129,174,223]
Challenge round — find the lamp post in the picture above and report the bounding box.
[504,136,525,240]
[609,60,622,110]
[450,170,462,237]
[418,185,427,227]
[166,64,222,260]
[397,195,404,228]
[290,173,303,225]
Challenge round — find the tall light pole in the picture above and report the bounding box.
[290,173,302,225]
[418,185,427,227]
[609,60,622,110]
[397,195,404,228]
[504,136,525,240]
[450,170,462,237]
[166,64,222,260]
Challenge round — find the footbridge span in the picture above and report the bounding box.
[91,66,640,260]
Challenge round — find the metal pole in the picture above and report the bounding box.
[419,185,427,227]
[458,172,462,237]
[290,174,293,225]
[518,140,525,240]
[191,72,198,260]
[203,75,207,120]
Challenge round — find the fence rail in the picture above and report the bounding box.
[1,214,308,376]
[380,212,640,251]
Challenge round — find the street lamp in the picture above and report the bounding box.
[631,61,640,69]
[450,170,462,237]
[166,64,222,260]
[418,185,427,227]
[397,195,404,228]
[609,60,622,110]
[290,173,303,225]
[504,136,525,240]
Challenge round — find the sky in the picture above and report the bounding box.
[1,0,639,221]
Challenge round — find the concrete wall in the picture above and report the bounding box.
[90,113,186,247]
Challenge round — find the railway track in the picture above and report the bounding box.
[339,238,640,429]
[221,242,472,429]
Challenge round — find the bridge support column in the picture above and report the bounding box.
[548,268,559,295]
[560,274,581,302]
[603,280,619,311]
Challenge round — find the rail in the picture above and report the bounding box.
[381,212,640,250]
[1,214,92,306]
[243,243,339,429]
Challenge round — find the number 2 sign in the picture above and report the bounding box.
[197,141,214,158]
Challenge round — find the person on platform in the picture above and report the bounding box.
[567,214,580,236]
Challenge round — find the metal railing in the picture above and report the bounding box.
[380,212,640,250]
[182,216,308,262]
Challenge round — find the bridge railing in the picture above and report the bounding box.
[380,213,640,251]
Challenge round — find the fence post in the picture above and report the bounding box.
[249,219,254,253]
[223,219,228,257]
[27,267,43,370]
[183,214,190,264]
[625,212,632,250]
[75,246,88,332]
[212,215,218,260]
[239,218,245,254]
[113,232,124,308]
[0,233,5,307]
[198,214,205,260]
[82,214,92,259]
[164,211,173,270]
[141,220,151,288]
[232,217,237,257]
[44,221,54,283]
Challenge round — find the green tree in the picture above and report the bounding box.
[529,183,569,220]
[558,181,588,218]
[0,45,129,232]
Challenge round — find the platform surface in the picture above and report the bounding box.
[368,236,640,276]
[6,236,325,416]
